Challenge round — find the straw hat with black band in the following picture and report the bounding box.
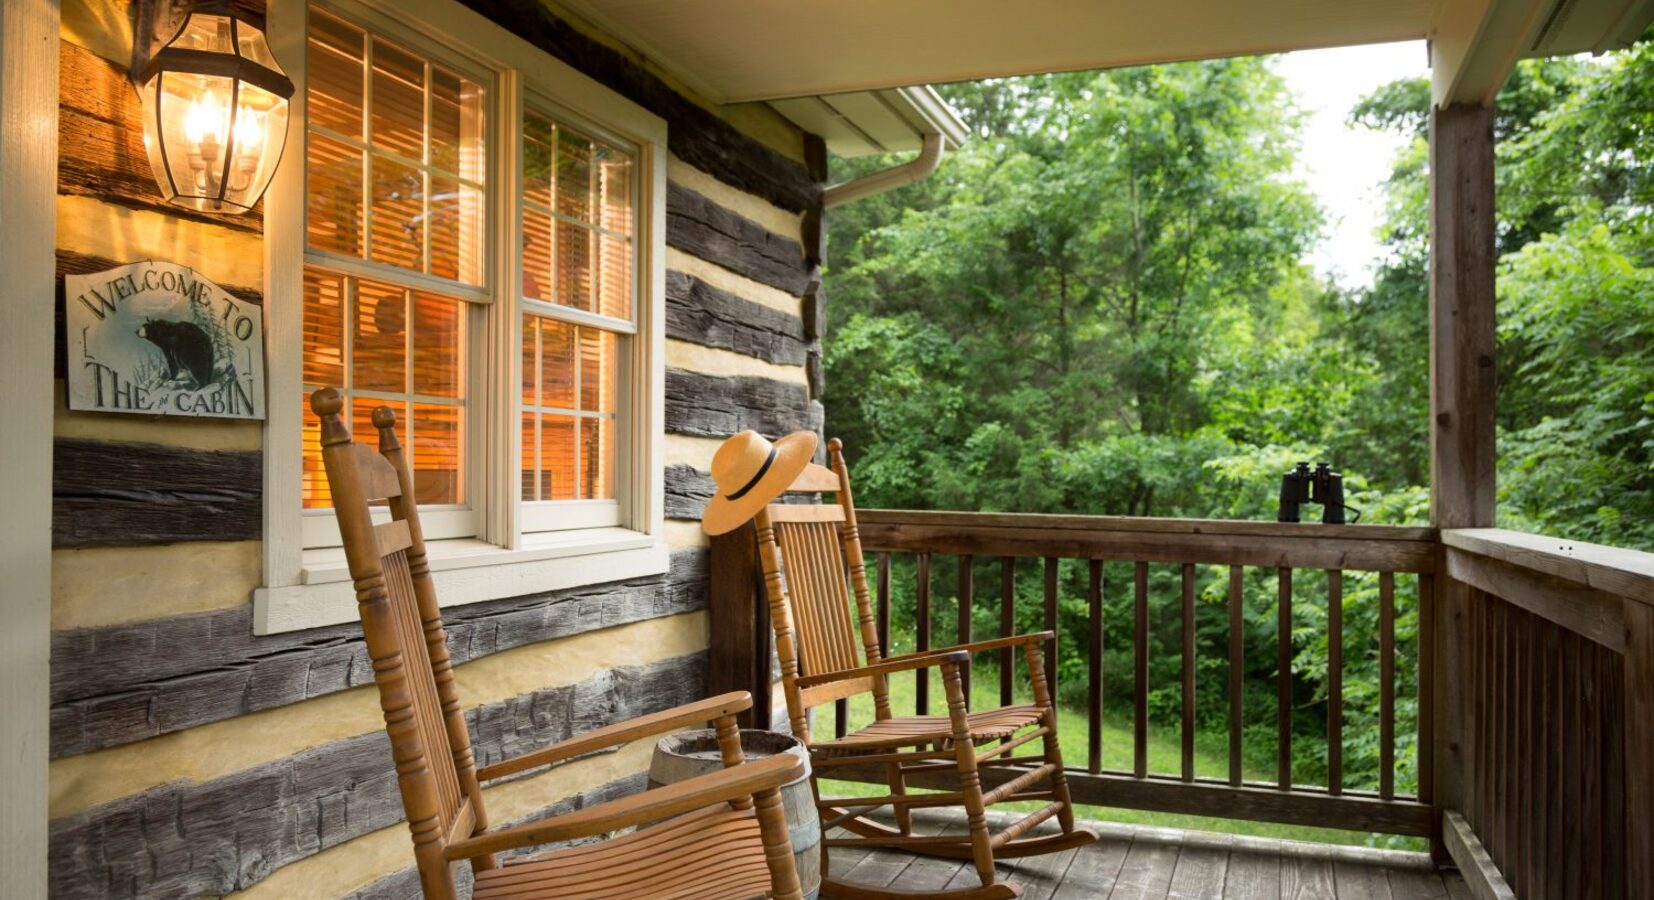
[701,430,818,535]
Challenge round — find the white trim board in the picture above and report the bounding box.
[0,0,61,893]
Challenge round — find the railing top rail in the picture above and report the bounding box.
[855,510,1438,573]
[858,509,1436,542]
[1443,527,1654,606]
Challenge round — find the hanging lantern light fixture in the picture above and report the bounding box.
[134,1,294,214]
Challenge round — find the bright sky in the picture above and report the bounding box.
[1274,41,1430,288]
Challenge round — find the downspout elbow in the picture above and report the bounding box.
[822,132,945,208]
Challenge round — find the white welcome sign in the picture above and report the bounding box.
[65,261,265,419]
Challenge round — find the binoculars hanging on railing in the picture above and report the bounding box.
[1277,461,1358,524]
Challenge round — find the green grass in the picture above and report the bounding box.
[812,661,1422,850]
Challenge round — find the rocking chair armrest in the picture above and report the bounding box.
[879,631,1054,666]
[476,691,753,782]
[445,753,803,861]
[795,650,969,689]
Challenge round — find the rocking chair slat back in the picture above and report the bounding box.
[775,519,860,677]
[310,389,492,899]
[756,439,892,741]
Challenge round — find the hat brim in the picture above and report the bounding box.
[701,431,820,536]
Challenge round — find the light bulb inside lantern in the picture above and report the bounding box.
[183,90,228,147]
[232,107,264,149]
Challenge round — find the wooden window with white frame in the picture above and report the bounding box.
[257,0,669,634]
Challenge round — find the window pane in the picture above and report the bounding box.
[523,112,554,207]
[370,155,423,272]
[302,394,330,509]
[539,317,575,409]
[431,66,483,180]
[370,38,424,161]
[521,318,538,409]
[522,207,553,301]
[556,128,593,223]
[555,221,593,311]
[580,416,613,500]
[306,14,485,287]
[595,234,632,320]
[579,328,615,413]
[521,412,538,501]
[596,145,632,235]
[303,269,345,387]
[539,415,577,501]
[412,291,463,398]
[429,177,482,283]
[306,133,364,256]
[412,401,463,504]
[353,280,406,393]
[307,17,363,137]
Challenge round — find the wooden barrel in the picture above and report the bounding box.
[649,728,821,899]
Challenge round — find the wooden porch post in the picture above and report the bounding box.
[1427,102,1496,862]
[709,523,774,731]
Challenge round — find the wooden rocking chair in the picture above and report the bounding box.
[309,388,805,900]
[752,439,1098,900]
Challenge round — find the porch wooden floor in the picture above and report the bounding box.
[825,810,1470,899]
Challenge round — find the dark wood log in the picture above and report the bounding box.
[666,182,810,297]
[52,438,262,548]
[665,269,808,366]
[48,656,702,899]
[458,0,818,213]
[57,41,260,232]
[50,550,709,757]
[664,368,815,439]
[56,249,262,380]
[801,275,827,342]
[664,463,715,521]
[708,522,771,731]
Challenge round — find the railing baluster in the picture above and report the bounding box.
[1088,559,1103,775]
[1181,563,1196,783]
[1134,561,1149,779]
[876,552,891,659]
[1418,572,1435,805]
[958,554,973,705]
[916,552,931,716]
[1328,568,1343,795]
[1043,557,1059,703]
[999,556,1014,710]
[1277,566,1293,790]
[1228,565,1244,787]
[1379,571,1395,800]
[835,698,847,739]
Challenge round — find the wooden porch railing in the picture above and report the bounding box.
[846,510,1440,839]
[1437,528,1654,899]
[708,512,1654,897]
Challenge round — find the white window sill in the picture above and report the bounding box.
[253,528,670,634]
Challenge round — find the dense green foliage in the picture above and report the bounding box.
[818,39,1653,832]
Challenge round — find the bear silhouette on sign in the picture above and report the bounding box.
[137,318,224,390]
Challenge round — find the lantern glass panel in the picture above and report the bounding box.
[174,13,236,54]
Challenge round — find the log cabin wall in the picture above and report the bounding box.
[48,1,825,896]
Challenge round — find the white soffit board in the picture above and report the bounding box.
[554,0,1442,102]
[769,87,970,158]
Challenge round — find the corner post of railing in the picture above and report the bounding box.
[1623,597,1654,897]
[709,521,773,731]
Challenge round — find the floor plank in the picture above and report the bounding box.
[1108,837,1181,899]
[885,820,970,892]
[1166,833,1232,900]
[1333,857,1396,900]
[1222,839,1284,900]
[1385,864,1451,900]
[1050,832,1133,900]
[1279,842,1337,900]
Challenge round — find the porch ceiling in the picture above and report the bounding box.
[554,0,1649,106]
